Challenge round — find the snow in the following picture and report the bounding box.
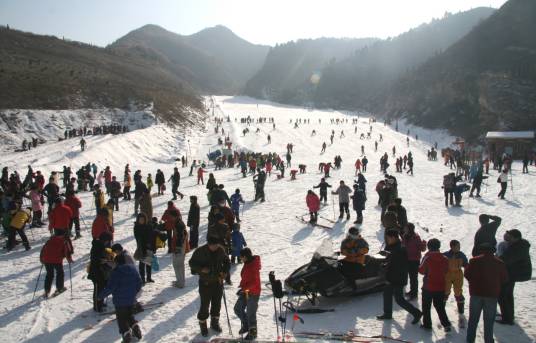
[1,95,535,343]
[486,131,535,140]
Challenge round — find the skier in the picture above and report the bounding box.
[65,191,82,239]
[305,190,320,224]
[442,173,456,207]
[321,142,327,153]
[197,166,208,186]
[187,196,200,249]
[189,235,231,337]
[6,202,32,251]
[231,224,247,264]
[362,156,368,172]
[41,229,73,297]
[377,230,422,324]
[361,145,365,155]
[98,253,143,343]
[88,231,113,312]
[332,180,352,220]
[313,178,332,204]
[354,158,362,175]
[253,169,266,202]
[230,189,245,222]
[80,138,86,151]
[419,239,451,332]
[497,168,508,199]
[267,134,271,144]
[234,248,261,340]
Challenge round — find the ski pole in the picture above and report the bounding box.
[32,264,44,301]
[222,286,233,336]
[273,295,280,339]
[68,262,73,298]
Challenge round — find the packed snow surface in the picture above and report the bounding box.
[0,96,534,343]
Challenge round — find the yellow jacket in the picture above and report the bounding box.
[10,209,31,230]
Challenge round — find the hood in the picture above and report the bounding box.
[247,255,261,270]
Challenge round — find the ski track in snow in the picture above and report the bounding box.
[1,96,535,343]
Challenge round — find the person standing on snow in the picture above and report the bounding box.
[41,229,73,297]
[187,196,200,249]
[332,180,352,220]
[170,212,189,288]
[497,168,508,199]
[230,189,245,222]
[402,223,426,300]
[305,190,320,224]
[471,214,501,257]
[313,178,332,204]
[189,236,231,337]
[170,167,184,200]
[234,248,261,340]
[350,184,366,224]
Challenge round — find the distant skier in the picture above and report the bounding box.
[80,138,86,151]
[230,189,245,222]
[321,142,327,153]
[313,178,332,204]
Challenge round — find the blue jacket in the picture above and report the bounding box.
[231,230,247,256]
[98,264,142,307]
[230,193,244,212]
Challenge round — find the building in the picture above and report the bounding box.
[486,131,535,160]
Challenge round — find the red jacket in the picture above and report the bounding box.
[403,233,426,262]
[306,193,320,212]
[104,169,112,183]
[41,236,72,264]
[419,251,448,292]
[50,204,73,229]
[161,206,181,231]
[465,253,508,298]
[239,256,261,296]
[92,215,112,240]
[65,196,82,218]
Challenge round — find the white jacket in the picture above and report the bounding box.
[499,172,509,183]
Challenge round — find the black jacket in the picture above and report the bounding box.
[313,181,332,194]
[472,216,501,257]
[384,241,409,286]
[501,239,532,282]
[189,244,230,284]
[187,203,200,227]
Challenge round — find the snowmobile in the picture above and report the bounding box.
[285,240,387,304]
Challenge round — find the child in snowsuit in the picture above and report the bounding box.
[99,253,143,342]
[443,240,468,314]
[230,189,245,222]
[231,224,247,264]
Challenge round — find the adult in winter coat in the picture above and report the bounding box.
[305,190,320,224]
[133,181,148,216]
[161,201,181,252]
[313,178,331,204]
[28,185,44,228]
[7,203,32,251]
[465,243,508,343]
[49,196,73,233]
[65,191,82,238]
[170,213,190,288]
[139,191,153,220]
[356,172,367,191]
[234,248,261,340]
[497,169,508,199]
[350,184,366,224]
[402,223,426,299]
[189,236,231,336]
[339,227,369,280]
[393,198,408,229]
[41,229,73,297]
[170,168,184,200]
[88,232,113,312]
[212,184,231,207]
[134,213,155,284]
[93,185,105,215]
[187,196,200,249]
[98,254,143,343]
[92,208,113,242]
[419,239,451,331]
[471,214,501,257]
[155,169,165,195]
[377,230,422,324]
[497,229,532,325]
[469,166,483,198]
[332,180,352,220]
[43,178,60,213]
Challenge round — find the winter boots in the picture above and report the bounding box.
[199,320,209,337]
[210,316,223,333]
[122,330,132,343]
[245,328,257,340]
[131,323,142,339]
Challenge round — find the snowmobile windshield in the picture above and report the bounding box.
[312,239,335,260]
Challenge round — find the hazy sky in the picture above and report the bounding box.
[0,0,508,46]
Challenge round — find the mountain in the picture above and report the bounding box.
[109,25,269,94]
[376,0,536,140]
[313,7,496,109]
[0,27,203,125]
[243,37,377,104]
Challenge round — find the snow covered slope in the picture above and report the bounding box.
[0,96,534,343]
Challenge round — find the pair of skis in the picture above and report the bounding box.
[295,215,333,230]
[293,331,413,343]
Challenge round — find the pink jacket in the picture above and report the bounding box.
[30,190,43,212]
[306,193,320,212]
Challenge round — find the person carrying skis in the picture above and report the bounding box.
[305,190,320,224]
[230,189,245,222]
[350,184,366,224]
[189,235,231,337]
[187,196,200,249]
[231,224,247,264]
[377,229,423,323]
[313,178,332,204]
[234,248,261,340]
[332,180,352,220]
[419,239,451,332]
[443,240,468,318]
[40,228,73,298]
[98,253,143,343]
